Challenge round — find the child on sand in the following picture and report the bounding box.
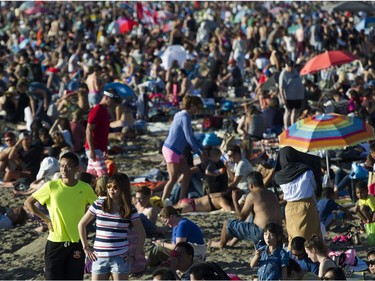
[317,187,353,230]
[250,222,288,280]
[355,181,375,224]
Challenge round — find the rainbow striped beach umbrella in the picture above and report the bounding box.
[279,113,375,152]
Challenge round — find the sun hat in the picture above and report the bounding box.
[36,157,60,180]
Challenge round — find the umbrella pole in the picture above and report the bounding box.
[326,151,330,184]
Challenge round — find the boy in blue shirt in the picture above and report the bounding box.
[317,187,353,230]
[288,236,319,275]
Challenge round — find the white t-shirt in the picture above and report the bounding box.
[234,158,253,192]
[279,170,316,201]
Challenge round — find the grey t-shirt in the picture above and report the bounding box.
[279,68,305,100]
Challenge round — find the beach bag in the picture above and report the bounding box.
[365,222,375,246]
[190,243,207,263]
[349,163,368,180]
[13,177,32,192]
[205,261,231,280]
[202,133,222,147]
[329,249,358,267]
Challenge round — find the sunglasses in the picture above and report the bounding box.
[107,185,118,191]
[293,252,305,259]
[368,260,375,266]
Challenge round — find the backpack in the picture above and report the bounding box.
[205,261,231,280]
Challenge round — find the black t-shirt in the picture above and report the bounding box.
[230,66,242,87]
[200,79,218,99]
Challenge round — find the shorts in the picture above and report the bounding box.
[88,92,102,107]
[86,149,107,177]
[178,198,196,212]
[285,99,303,110]
[162,146,182,163]
[92,255,130,275]
[227,218,263,244]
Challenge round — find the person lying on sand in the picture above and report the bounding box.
[173,192,234,213]
[0,205,28,229]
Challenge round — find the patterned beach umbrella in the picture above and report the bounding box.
[279,113,375,152]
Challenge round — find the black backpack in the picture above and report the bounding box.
[205,261,231,280]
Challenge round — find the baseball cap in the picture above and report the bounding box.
[103,89,122,103]
[36,157,60,180]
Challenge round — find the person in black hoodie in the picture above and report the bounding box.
[273,146,322,248]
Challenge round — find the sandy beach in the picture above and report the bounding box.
[0,118,373,280]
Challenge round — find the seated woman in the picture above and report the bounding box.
[149,206,206,267]
[174,192,234,213]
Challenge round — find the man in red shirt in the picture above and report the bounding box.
[85,89,121,176]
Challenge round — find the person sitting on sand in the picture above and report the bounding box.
[13,156,60,196]
[225,144,253,209]
[174,192,233,213]
[286,259,320,280]
[304,235,338,278]
[152,267,178,281]
[209,171,282,248]
[149,206,206,267]
[365,250,375,279]
[317,187,354,231]
[250,223,288,280]
[132,187,168,238]
[289,236,319,275]
[0,206,28,229]
[355,181,375,224]
[134,186,160,224]
[191,146,228,194]
[0,131,17,180]
[168,242,197,281]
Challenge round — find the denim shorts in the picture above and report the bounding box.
[92,255,130,275]
[227,218,263,244]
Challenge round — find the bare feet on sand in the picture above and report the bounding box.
[207,240,223,248]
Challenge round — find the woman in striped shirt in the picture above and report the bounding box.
[78,173,146,280]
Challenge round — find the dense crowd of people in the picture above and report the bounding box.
[1,1,375,280]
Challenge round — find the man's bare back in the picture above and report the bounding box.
[247,187,282,229]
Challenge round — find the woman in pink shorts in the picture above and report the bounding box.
[161,95,207,205]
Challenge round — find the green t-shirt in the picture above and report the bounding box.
[33,179,97,242]
[358,195,375,212]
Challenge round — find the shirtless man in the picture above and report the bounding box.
[85,65,101,108]
[209,171,282,248]
[134,186,160,224]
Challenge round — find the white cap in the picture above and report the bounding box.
[36,157,60,180]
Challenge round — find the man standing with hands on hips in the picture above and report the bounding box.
[24,152,97,280]
[85,89,121,176]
